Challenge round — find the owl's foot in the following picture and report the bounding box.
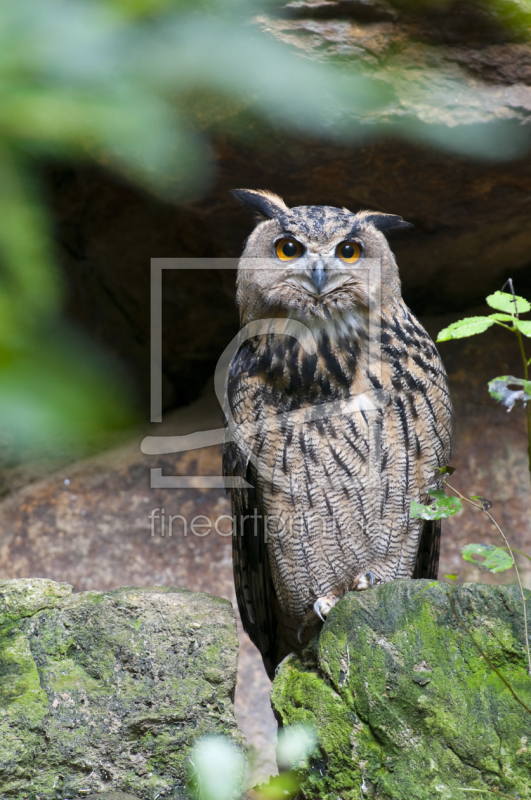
[296,579,375,643]
[296,595,339,642]
[313,595,339,621]
[353,571,375,591]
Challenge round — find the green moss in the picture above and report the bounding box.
[0,580,243,799]
[272,654,361,799]
[272,580,531,800]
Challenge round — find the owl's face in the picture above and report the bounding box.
[233,189,411,334]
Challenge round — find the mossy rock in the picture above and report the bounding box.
[271,579,531,799]
[75,794,142,800]
[0,579,243,799]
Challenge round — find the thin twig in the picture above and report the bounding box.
[445,481,531,679]
[446,589,531,715]
[513,326,531,482]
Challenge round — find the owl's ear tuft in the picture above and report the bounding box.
[362,212,414,234]
[231,189,289,220]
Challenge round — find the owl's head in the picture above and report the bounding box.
[232,189,412,335]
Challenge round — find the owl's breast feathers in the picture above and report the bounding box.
[223,299,451,678]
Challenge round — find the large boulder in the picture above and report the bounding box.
[0,579,243,799]
[271,579,531,799]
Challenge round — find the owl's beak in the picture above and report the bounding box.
[311,258,326,295]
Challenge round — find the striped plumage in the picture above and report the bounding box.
[223,190,452,679]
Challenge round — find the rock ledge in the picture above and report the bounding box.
[272,579,531,799]
[0,579,242,799]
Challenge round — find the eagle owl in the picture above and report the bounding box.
[223,189,452,679]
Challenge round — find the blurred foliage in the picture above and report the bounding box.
[188,726,318,799]
[188,735,245,800]
[2,0,531,460]
[411,488,462,520]
[462,542,515,573]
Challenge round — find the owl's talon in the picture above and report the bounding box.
[313,596,338,621]
[355,571,375,591]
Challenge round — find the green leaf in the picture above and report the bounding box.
[488,375,531,411]
[444,574,458,581]
[488,313,515,323]
[462,543,514,573]
[504,548,531,563]
[410,495,462,520]
[432,465,455,475]
[486,290,531,314]
[426,488,447,500]
[436,317,494,342]
[515,319,531,337]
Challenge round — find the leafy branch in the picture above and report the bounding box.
[437,284,531,482]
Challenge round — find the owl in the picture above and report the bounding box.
[223,189,452,679]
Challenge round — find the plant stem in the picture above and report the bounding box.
[514,326,531,483]
[500,276,531,484]
[446,481,531,678]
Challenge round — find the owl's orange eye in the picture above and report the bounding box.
[276,238,302,261]
[337,241,361,263]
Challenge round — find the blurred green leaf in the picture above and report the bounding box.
[0,330,137,449]
[277,725,318,770]
[462,543,514,573]
[253,771,300,800]
[427,488,448,500]
[0,151,61,346]
[437,317,495,342]
[188,735,245,800]
[486,290,531,315]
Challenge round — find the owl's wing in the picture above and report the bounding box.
[223,347,279,680]
[412,519,440,580]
